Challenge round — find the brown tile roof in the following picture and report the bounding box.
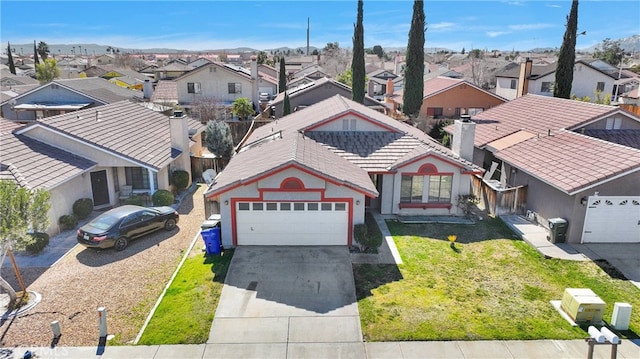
[495,130,640,194]
[467,94,619,147]
[1,118,96,189]
[212,95,481,192]
[50,77,142,104]
[422,76,506,101]
[27,100,181,170]
[207,131,378,198]
[150,80,178,103]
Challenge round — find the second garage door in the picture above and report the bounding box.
[236,201,349,245]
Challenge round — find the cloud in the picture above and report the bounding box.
[429,22,456,31]
[506,1,526,6]
[508,23,555,31]
[546,4,562,8]
[486,31,510,38]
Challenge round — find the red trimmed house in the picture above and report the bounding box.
[204,95,483,248]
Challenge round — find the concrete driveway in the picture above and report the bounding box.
[207,246,365,358]
[574,243,640,289]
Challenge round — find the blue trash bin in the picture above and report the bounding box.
[201,227,221,255]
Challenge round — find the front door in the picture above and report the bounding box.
[90,170,110,206]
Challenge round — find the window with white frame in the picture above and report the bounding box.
[228,83,242,94]
[606,117,622,129]
[541,82,554,93]
[187,82,201,94]
[400,164,453,204]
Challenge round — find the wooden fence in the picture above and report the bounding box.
[471,176,528,216]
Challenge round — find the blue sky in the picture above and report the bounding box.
[1,1,638,52]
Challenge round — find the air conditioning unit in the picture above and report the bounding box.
[526,210,535,222]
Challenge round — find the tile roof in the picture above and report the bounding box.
[495,62,556,79]
[422,76,505,101]
[581,129,640,150]
[1,118,96,189]
[26,100,182,170]
[248,95,481,172]
[207,131,378,198]
[53,77,142,104]
[466,94,619,147]
[494,130,640,194]
[150,80,178,103]
[271,77,381,107]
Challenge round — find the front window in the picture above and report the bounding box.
[400,174,452,204]
[124,167,157,190]
[428,175,452,203]
[541,82,553,93]
[400,175,424,203]
[187,82,201,94]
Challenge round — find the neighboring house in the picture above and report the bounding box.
[1,100,204,235]
[292,64,327,80]
[0,71,39,87]
[445,94,640,244]
[0,77,142,121]
[204,95,483,248]
[386,76,506,118]
[95,54,116,65]
[367,68,402,101]
[269,77,384,118]
[258,63,278,79]
[495,59,623,101]
[150,80,179,108]
[173,58,277,112]
[154,61,195,80]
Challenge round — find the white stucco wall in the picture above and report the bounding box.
[175,65,256,106]
[310,114,389,132]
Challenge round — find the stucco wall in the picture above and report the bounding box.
[1,85,101,121]
[419,84,505,118]
[175,65,255,106]
[310,114,389,132]
[211,167,366,248]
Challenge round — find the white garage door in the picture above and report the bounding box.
[582,196,640,243]
[236,201,349,245]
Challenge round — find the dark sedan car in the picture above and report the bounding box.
[77,205,179,251]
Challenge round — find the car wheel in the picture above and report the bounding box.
[164,218,177,231]
[114,237,128,251]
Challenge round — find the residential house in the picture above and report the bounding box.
[149,80,179,108]
[154,61,195,80]
[173,58,276,112]
[95,54,116,65]
[445,94,640,244]
[387,76,506,118]
[0,77,142,121]
[1,100,205,235]
[269,77,384,118]
[366,68,402,101]
[258,64,278,79]
[495,59,626,101]
[204,95,483,248]
[292,64,327,80]
[0,71,39,87]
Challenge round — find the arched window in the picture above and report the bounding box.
[280,177,304,190]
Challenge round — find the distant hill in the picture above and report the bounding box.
[582,35,640,53]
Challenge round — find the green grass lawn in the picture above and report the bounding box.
[137,249,233,344]
[354,218,640,341]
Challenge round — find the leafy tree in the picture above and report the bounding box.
[36,58,60,84]
[593,38,624,67]
[351,0,365,104]
[37,41,49,60]
[279,58,287,93]
[257,51,267,64]
[372,45,385,59]
[402,0,425,118]
[205,120,234,161]
[231,97,254,120]
[33,40,39,65]
[554,0,579,99]
[0,181,50,309]
[7,42,16,75]
[337,68,353,87]
[283,92,291,116]
[191,97,223,122]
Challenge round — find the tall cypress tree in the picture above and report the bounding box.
[279,59,287,93]
[33,40,40,65]
[283,92,291,116]
[403,0,425,118]
[7,42,16,75]
[351,0,365,104]
[554,0,578,99]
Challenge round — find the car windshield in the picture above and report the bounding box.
[88,214,121,230]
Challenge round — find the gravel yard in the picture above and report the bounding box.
[0,184,207,347]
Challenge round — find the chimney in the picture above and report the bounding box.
[516,58,532,98]
[386,78,394,96]
[452,114,476,162]
[169,110,191,182]
[143,79,153,100]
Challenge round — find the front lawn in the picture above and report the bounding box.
[137,249,233,344]
[354,218,640,341]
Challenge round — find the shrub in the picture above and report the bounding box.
[72,198,94,219]
[354,224,368,243]
[457,194,480,219]
[124,196,144,206]
[58,214,78,230]
[152,189,175,206]
[355,213,383,252]
[171,170,190,192]
[25,232,50,254]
